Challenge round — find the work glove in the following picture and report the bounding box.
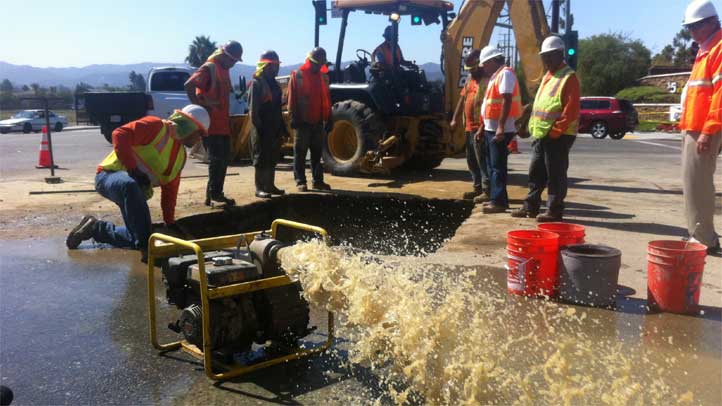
[324,120,334,134]
[128,168,150,188]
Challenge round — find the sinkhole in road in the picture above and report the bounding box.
[174,193,474,256]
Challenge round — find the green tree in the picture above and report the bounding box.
[652,29,695,67]
[21,84,29,92]
[0,79,13,93]
[75,82,92,94]
[30,83,40,95]
[128,71,146,91]
[577,33,651,96]
[651,45,674,66]
[185,35,217,68]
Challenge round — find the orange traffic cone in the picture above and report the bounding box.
[36,126,55,168]
[508,136,520,154]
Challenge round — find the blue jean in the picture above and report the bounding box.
[93,170,151,249]
[485,130,515,207]
[466,131,489,192]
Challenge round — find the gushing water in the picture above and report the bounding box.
[279,241,695,405]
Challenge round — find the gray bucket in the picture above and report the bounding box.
[560,244,622,307]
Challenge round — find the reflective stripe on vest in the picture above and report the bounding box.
[483,66,522,120]
[680,30,722,132]
[465,79,484,124]
[528,65,577,139]
[99,122,186,189]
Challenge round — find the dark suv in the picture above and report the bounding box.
[578,97,639,139]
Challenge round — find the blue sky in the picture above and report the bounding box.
[2,0,711,68]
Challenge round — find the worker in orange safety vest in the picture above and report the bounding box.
[288,47,333,192]
[475,46,523,214]
[679,0,722,256]
[185,40,243,209]
[372,26,413,69]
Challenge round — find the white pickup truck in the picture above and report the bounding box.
[85,67,248,143]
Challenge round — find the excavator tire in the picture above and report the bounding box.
[323,100,384,176]
[402,120,445,171]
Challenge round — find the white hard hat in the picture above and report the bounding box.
[540,36,565,54]
[683,0,717,25]
[479,45,504,65]
[181,104,210,132]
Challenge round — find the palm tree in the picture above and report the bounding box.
[186,35,217,68]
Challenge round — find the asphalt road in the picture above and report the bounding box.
[0,127,689,181]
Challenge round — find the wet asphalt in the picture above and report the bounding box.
[1,237,720,404]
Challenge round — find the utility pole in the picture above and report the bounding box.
[551,0,560,33]
[565,0,572,33]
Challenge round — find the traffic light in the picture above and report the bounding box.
[411,15,422,25]
[313,0,327,25]
[563,30,578,70]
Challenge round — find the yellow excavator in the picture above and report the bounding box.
[226,0,550,175]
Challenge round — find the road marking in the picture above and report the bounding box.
[634,140,682,151]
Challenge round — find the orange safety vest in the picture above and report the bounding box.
[196,61,231,135]
[290,68,331,124]
[680,30,722,135]
[483,66,522,120]
[373,42,402,66]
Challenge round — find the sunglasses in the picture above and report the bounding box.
[685,19,709,31]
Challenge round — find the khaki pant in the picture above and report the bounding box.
[682,131,722,247]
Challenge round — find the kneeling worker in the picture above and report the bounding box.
[66,105,210,258]
[288,47,332,191]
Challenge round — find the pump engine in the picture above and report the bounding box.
[161,233,311,359]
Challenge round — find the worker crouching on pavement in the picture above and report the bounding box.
[66,105,210,258]
[511,36,581,223]
[185,40,243,209]
[450,49,490,201]
[249,51,289,199]
[476,46,522,214]
[680,0,721,256]
[288,47,332,192]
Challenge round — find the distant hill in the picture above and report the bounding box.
[0,60,443,88]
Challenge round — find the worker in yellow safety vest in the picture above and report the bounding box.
[66,105,210,261]
[475,46,523,214]
[511,36,581,223]
[679,0,722,256]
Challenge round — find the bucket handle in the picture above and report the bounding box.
[506,255,539,290]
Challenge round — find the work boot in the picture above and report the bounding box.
[66,215,97,249]
[463,189,482,200]
[312,181,332,191]
[297,184,308,192]
[207,198,227,209]
[254,169,272,199]
[482,203,507,214]
[267,170,285,195]
[472,191,491,204]
[536,212,563,223]
[510,207,539,218]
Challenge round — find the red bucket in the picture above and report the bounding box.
[537,223,585,247]
[507,230,560,297]
[647,240,706,314]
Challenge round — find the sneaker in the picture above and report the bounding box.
[255,190,272,199]
[66,215,97,249]
[297,184,308,192]
[208,199,227,209]
[312,181,332,191]
[536,212,563,223]
[510,207,539,218]
[482,203,507,214]
[473,191,491,204]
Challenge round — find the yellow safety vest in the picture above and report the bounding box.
[528,65,578,139]
[99,121,186,199]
